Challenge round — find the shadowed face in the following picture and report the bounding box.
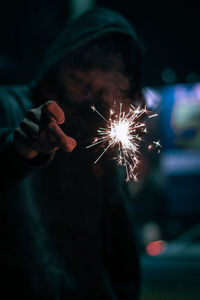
[62,68,131,105]
[58,67,134,141]
[58,65,136,116]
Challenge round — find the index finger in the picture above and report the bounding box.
[42,100,65,124]
[48,119,77,152]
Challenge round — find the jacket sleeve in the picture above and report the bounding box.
[103,167,141,300]
[0,100,54,191]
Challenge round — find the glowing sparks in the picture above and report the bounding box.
[153,140,162,148]
[148,113,158,119]
[148,144,153,150]
[87,103,162,181]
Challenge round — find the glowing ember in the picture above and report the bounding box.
[87,102,161,181]
[148,144,153,150]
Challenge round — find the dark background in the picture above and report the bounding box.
[0,1,199,87]
[1,0,199,230]
[1,2,200,299]
[0,0,199,234]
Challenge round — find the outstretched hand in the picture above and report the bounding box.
[14,100,77,160]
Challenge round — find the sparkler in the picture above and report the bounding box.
[87,102,161,181]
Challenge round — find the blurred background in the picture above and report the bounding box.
[1,1,200,299]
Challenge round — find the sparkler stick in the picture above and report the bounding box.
[87,103,161,181]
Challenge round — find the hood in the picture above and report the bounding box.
[36,7,143,82]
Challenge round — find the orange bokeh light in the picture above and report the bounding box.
[146,240,167,256]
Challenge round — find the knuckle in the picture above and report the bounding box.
[42,101,65,124]
[26,108,37,119]
[42,102,54,118]
[44,100,56,110]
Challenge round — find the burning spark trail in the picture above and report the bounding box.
[148,113,158,119]
[87,103,161,181]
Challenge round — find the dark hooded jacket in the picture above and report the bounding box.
[0,7,141,300]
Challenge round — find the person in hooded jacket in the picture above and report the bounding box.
[0,7,144,300]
